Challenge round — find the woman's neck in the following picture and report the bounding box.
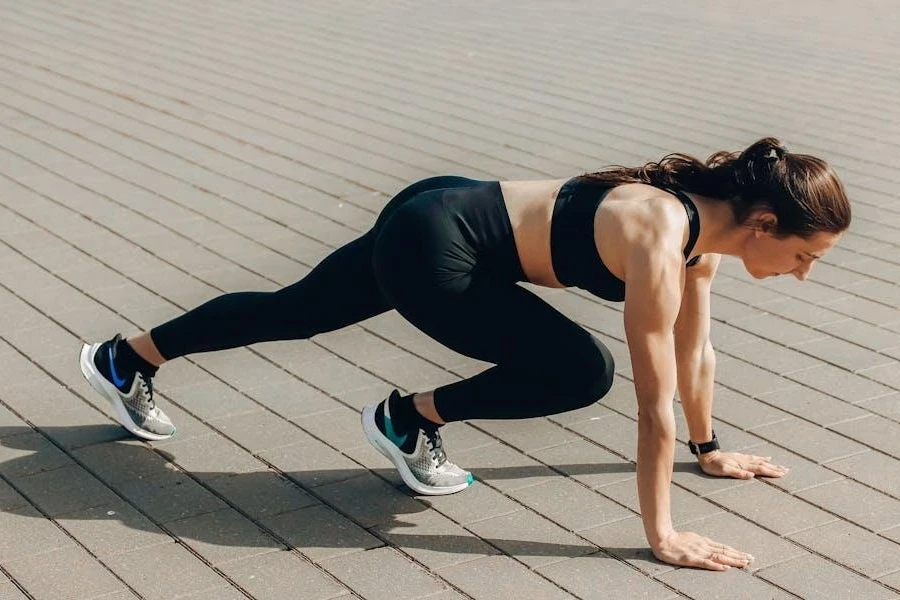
[686,193,752,258]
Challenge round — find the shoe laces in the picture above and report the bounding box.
[424,427,447,466]
[135,373,156,410]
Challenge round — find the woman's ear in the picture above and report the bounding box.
[753,211,779,237]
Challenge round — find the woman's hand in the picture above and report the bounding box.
[652,531,754,571]
[698,450,789,479]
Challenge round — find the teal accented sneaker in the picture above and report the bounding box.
[362,392,473,495]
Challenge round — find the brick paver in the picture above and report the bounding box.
[1,0,899,598]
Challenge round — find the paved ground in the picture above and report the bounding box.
[0,1,899,598]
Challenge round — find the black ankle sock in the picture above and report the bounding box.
[389,392,440,433]
[114,338,158,378]
[376,391,440,453]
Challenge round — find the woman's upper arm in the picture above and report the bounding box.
[622,222,685,414]
[674,254,721,351]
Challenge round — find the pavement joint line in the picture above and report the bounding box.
[0,564,35,600]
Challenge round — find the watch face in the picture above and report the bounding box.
[689,434,719,455]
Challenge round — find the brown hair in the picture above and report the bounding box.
[584,137,851,238]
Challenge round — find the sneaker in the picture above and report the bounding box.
[362,392,473,495]
[79,335,176,441]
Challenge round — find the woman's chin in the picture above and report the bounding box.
[747,269,767,280]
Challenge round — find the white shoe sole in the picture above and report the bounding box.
[79,342,174,441]
[361,404,471,496]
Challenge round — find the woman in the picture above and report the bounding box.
[79,137,850,571]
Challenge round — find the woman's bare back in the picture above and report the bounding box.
[500,179,689,288]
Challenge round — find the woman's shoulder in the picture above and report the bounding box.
[605,181,681,201]
[605,183,690,238]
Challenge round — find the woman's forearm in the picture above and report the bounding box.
[636,405,677,547]
[676,339,716,444]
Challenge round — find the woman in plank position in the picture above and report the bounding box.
[81,137,850,570]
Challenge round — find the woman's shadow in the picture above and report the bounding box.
[0,423,660,565]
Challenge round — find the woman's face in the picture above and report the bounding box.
[741,222,841,280]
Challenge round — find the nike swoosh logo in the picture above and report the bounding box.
[108,347,128,389]
[384,415,407,447]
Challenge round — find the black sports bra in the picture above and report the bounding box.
[550,176,702,302]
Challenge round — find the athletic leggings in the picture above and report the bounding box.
[151,176,615,422]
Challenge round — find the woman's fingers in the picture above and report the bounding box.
[720,459,755,479]
[718,542,752,559]
[655,531,754,571]
[730,466,756,479]
[743,456,789,478]
[711,551,753,568]
[755,463,789,477]
[706,541,754,568]
[701,558,730,571]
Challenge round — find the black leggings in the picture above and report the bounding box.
[151,177,615,422]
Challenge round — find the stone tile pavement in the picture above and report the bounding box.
[0,0,898,598]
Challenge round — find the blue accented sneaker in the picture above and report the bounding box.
[79,335,176,441]
[362,391,473,495]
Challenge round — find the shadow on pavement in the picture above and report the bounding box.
[0,424,678,566]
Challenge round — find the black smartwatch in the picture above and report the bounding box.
[688,431,720,456]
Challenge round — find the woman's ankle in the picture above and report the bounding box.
[126,333,167,368]
[413,391,445,427]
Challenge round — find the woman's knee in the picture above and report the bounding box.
[563,338,616,408]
